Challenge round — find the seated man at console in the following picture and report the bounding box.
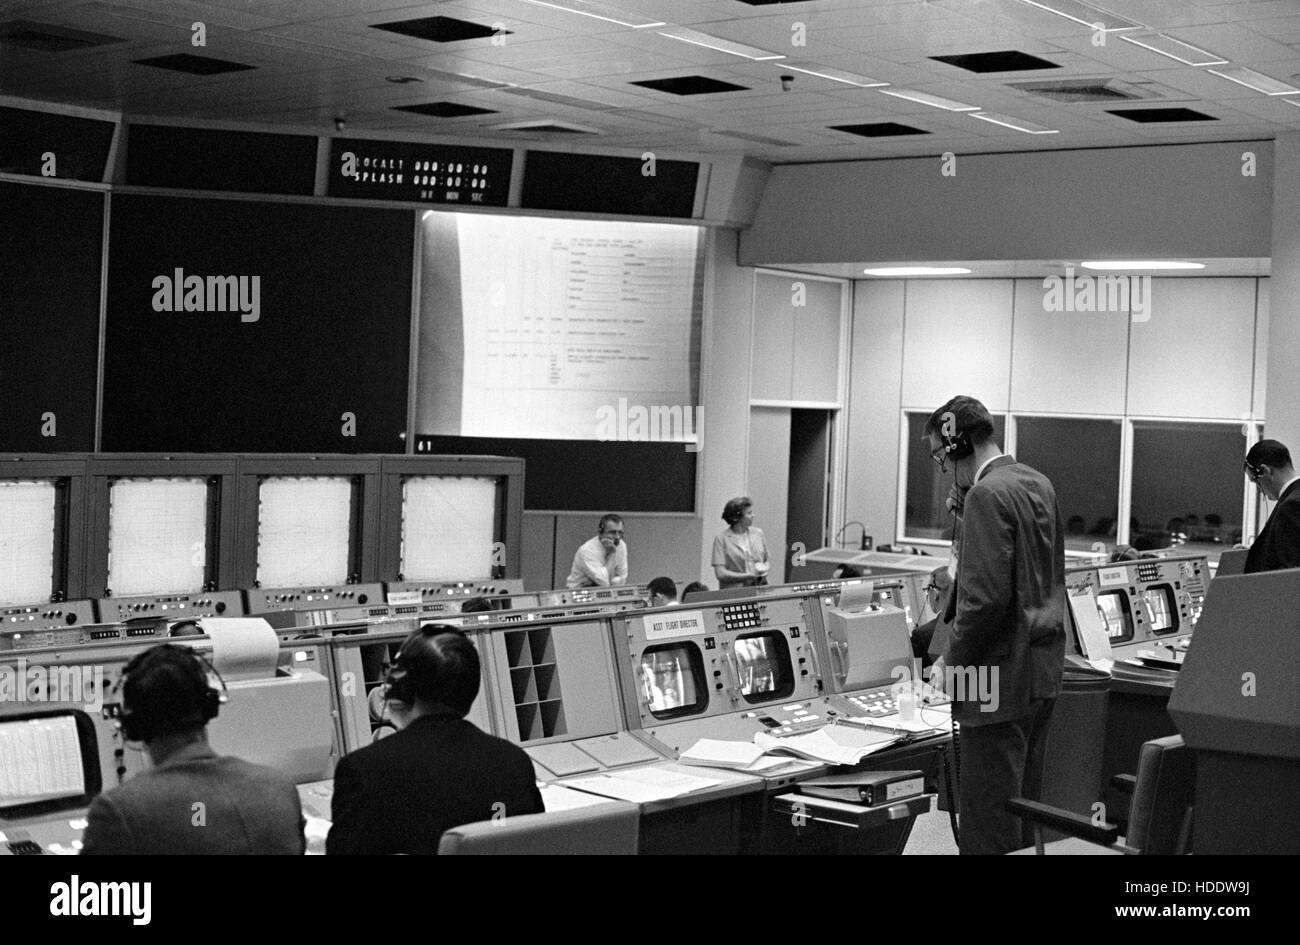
[566,513,629,588]
[648,576,678,606]
[327,626,543,855]
[83,644,305,855]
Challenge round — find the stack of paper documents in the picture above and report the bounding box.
[679,739,818,774]
[754,725,900,766]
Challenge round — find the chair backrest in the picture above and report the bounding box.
[1126,734,1195,855]
[437,802,640,855]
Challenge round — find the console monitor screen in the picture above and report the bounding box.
[1142,585,1178,635]
[400,475,497,581]
[0,480,57,606]
[0,711,99,818]
[1096,590,1134,643]
[108,477,208,596]
[257,476,352,586]
[733,631,794,702]
[639,643,705,720]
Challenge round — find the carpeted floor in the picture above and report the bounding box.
[903,805,960,854]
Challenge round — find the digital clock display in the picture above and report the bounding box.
[328,139,512,206]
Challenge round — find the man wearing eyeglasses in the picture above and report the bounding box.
[923,395,1065,855]
[1243,439,1300,574]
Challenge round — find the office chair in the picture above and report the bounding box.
[437,801,641,855]
[1007,735,1194,855]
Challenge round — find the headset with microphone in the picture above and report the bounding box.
[103,644,228,743]
[371,625,467,741]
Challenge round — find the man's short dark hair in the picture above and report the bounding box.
[393,626,480,716]
[1246,439,1292,470]
[459,596,493,614]
[722,496,752,525]
[648,576,677,600]
[682,581,709,596]
[598,513,623,532]
[923,395,996,446]
[122,644,219,740]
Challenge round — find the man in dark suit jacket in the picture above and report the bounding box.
[327,626,543,855]
[926,396,1065,855]
[1244,439,1300,573]
[83,644,304,855]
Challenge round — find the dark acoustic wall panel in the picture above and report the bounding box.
[416,436,696,512]
[103,195,412,452]
[0,182,103,451]
[125,125,318,195]
[0,106,115,182]
[522,151,699,218]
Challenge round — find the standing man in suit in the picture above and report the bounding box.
[327,626,543,855]
[566,514,629,588]
[924,395,1066,855]
[1243,439,1300,573]
[84,644,305,855]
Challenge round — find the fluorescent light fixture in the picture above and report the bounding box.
[969,111,1059,134]
[781,63,888,88]
[656,26,785,61]
[1016,0,1142,31]
[1120,33,1227,66]
[862,266,972,276]
[517,0,665,28]
[1079,260,1205,270]
[1206,66,1300,96]
[879,88,979,111]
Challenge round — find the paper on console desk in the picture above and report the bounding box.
[197,617,279,681]
[754,726,898,766]
[679,738,766,769]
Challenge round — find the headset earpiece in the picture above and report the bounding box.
[106,644,225,743]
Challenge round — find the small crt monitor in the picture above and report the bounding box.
[732,631,794,703]
[639,642,706,720]
[1096,590,1134,643]
[0,710,102,820]
[1142,585,1179,635]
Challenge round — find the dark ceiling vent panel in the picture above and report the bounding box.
[632,76,749,95]
[0,20,124,52]
[1009,77,1155,102]
[832,122,929,138]
[392,102,498,118]
[932,50,1059,73]
[372,16,507,43]
[1108,107,1217,123]
[133,54,255,75]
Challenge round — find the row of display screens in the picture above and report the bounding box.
[0,467,510,607]
[1096,585,1179,642]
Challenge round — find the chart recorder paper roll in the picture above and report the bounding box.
[196,618,280,681]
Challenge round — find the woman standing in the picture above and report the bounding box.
[712,496,771,588]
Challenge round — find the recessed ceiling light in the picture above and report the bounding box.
[1119,33,1227,66]
[517,0,665,28]
[1079,261,1205,270]
[386,75,423,84]
[781,63,888,87]
[862,267,973,276]
[969,111,1059,134]
[879,88,979,111]
[1015,0,1142,32]
[656,26,784,61]
[1206,66,1300,96]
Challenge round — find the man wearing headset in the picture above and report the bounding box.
[1243,439,1300,573]
[923,395,1065,855]
[327,625,543,855]
[83,643,305,855]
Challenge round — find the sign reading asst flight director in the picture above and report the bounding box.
[644,610,707,641]
[328,138,511,206]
